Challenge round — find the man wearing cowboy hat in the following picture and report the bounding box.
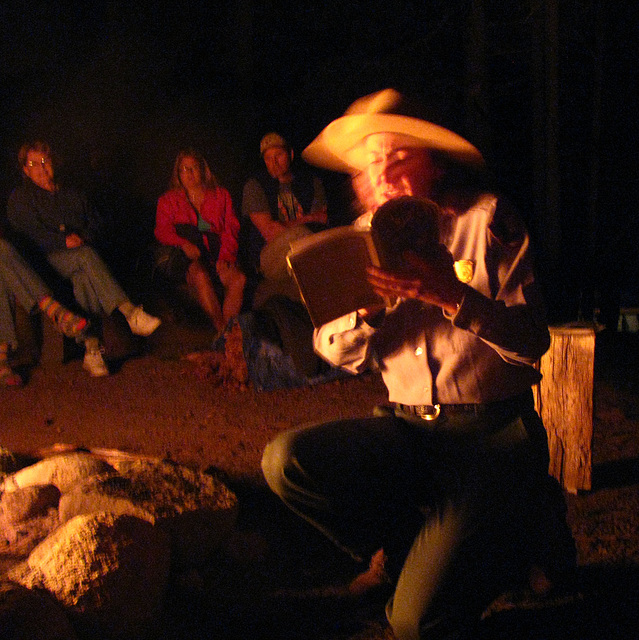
[262,89,575,639]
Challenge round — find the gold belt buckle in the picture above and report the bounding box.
[417,404,441,421]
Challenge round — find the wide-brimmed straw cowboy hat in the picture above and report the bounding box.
[302,88,484,173]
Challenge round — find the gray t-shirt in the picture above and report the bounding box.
[241,176,326,223]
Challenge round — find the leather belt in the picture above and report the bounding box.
[395,393,529,422]
[395,403,442,421]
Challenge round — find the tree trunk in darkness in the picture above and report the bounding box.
[532,0,563,319]
[584,0,604,320]
[464,0,491,157]
[232,0,256,142]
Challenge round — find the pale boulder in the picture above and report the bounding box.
[0,484,60,549]
[1,452,116,494]
[60,459,239,568]
[8,512,171,639]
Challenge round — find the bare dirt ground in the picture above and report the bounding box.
[2,307,639,640]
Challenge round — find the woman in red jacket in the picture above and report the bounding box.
[155,149,246,333]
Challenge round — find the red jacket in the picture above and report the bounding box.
[155,187,240,262]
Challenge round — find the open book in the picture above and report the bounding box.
[286,225,384,328]
[286,196,441,328]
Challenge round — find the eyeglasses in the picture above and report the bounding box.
[26,157,52,168]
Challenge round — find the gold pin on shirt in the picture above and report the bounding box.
[454,260,475,283]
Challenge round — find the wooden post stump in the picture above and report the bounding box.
[533,324,595,493]
[39,312,66,365]
[13,304,72,366]
[12,304,41,364]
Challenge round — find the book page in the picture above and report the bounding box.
[286,226,384,328]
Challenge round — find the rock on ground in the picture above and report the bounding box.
[1,452,116,494]
[8,512,171,640]
[0,484,61,552]
[59,457,239,568]
[0,579,78,640]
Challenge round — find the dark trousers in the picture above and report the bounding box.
[262,397,573,640]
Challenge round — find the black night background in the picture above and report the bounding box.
[2,3,639,640]
[1,0,638,324]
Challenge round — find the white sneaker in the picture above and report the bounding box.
[83,347,109,377]
[127,306,161,336]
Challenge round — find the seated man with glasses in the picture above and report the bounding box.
[6,140,161,377]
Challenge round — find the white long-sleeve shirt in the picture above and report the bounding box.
[314,194,550,406]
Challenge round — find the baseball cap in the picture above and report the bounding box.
[260,132,289,156]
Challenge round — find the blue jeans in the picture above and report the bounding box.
[262,399,550,640]
[47,245,127,316]
[0,238,52,348]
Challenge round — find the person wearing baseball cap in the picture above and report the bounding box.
[262,89,575,639]
[239,131,330,378]
[240,132,329,377]
[241,131,328,306]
